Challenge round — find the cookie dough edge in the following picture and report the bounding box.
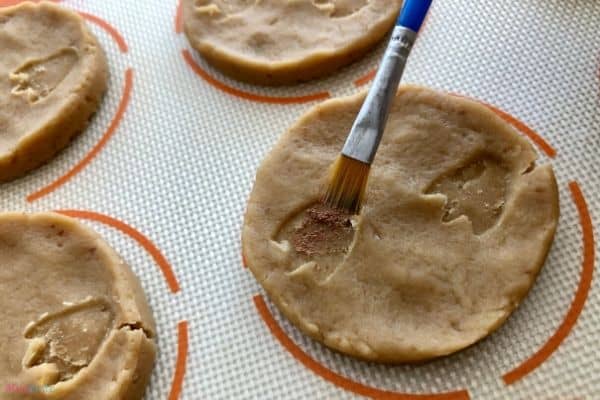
[182,3,400,85]
[0,211,158,398]
[120,328,157,400]
[0,1,109,182]
[241,86,561,363]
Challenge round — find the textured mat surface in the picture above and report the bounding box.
[1,0,598,399]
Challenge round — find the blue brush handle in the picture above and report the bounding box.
[397,0,432,32]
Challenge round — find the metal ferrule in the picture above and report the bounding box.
[341,26,417,164]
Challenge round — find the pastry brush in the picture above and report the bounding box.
[323,0,432,213]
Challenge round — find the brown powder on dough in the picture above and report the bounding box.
[292,204,353,256]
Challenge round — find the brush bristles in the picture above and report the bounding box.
[323,155,370,214]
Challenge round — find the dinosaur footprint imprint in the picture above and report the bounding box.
[10,47,79,104]
[22,298,114,383]
[275,203,358,282]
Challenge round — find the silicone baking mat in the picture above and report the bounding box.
[1,0,598,399]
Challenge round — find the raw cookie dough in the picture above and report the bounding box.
[182,0,402,85]
[242,86,559,363]
[0,2,107,182]
[0,213,156,399]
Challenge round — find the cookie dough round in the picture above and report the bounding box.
[0,2,107,182]
[242,86,559,363]
[0,213,156,399]
[182,0,402,85]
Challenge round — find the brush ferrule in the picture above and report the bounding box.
[341,26,417,164]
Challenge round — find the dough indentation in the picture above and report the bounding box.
[427,154,509,234]
[10,47,79,104]
[182,0,401,84]
[243,86,560,363]
[246,32,275,53]
[194,0,223,16]
[195,0,256,15]
[23,298,114,382]
[276,203,356,282]
[312,0,368,17]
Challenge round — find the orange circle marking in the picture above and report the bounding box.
[502,181,595,385]
[343,89,557,158]
[253,295,470,400]
[181,50,331,104]
[169,320,189,400]
[27,68,134,202]
[175,0,183,34]
[55,209,181,293]
[79,11,128,53]
[450,94,557,158]
[241,250,248,269]
[472,100,557,158]
[354,68,377,87]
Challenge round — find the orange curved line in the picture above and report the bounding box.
[27,69,134,202]
[354,68,377,87]
[347,89,557,157]
[347,90,556,158]
[254,295,470,400]
[55,210,181,293]
[451,94,557,158]
[502,181,595,385]
[175,0,183,34]
[479,102,556,158]
[181,50,330,104]
[169,321,189,400]
[79,11,128,53]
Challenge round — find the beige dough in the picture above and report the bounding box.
[0,2,107,182]
[182,0,402,85]
[242,86,559,363]
[0,213,156,399]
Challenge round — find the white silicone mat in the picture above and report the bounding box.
[1,0,598,399]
